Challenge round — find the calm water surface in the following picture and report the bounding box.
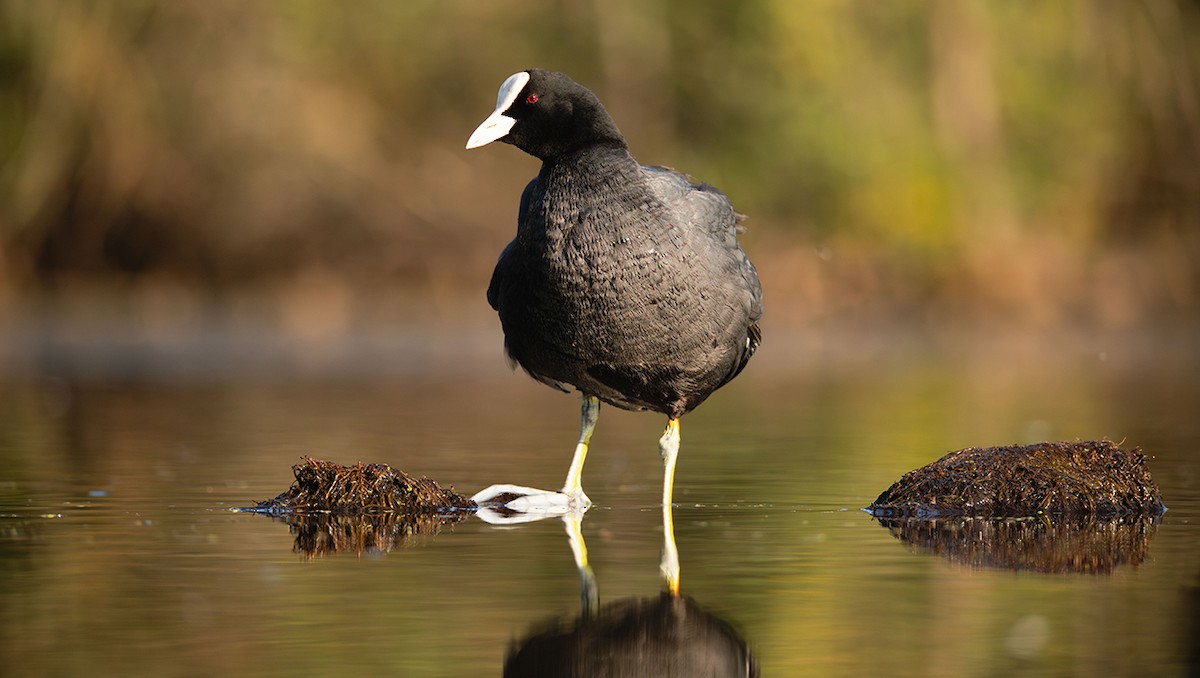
[1,326,1197,676]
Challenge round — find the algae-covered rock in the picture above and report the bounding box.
[246,457,477,557]
[252,456,477,514]
[868,440,1165,518]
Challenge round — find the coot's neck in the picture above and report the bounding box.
[538,141,638,188]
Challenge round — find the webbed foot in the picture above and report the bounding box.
[471,484,592,524]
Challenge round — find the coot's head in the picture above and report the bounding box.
[466,69,625,160]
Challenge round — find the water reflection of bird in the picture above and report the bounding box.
[465,69,763,565]
[504,594,758,678]
[503,513,758,677]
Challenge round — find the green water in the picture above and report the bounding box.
[1,326,1197,676]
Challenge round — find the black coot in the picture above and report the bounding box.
[466,69,762,572]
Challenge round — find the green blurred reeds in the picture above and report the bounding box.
[0,1,1196,332]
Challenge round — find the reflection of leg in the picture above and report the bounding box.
[563,512,598,616]
[659,418,681,596]
[561,395,600,507]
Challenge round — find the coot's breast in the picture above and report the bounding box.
[492,153,760,417]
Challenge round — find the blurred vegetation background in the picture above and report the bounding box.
[0,0,1197,340]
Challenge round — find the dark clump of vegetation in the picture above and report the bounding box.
[874,515,1159,574]
[248,457,477,558]
[868,440,1165,518]
[252,456,476,514]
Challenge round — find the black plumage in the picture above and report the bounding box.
[478,69,761,418]
[467,68,761,531]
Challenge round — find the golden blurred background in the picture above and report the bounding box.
[1,0,1197,342]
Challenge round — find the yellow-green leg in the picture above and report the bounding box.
[560,395,599,507]
[470,394,598,520]
[659,417,681,596]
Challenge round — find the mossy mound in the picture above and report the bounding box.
[252,456,476,514]
[868,440,1165,518]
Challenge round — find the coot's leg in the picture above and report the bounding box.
[560,395,599,505]
[471,395,598,522]
[659,417,681,596]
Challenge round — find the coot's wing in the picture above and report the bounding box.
[641,166,738,240]
[641,165,762,317]
[642,165,763,385]
[487,177,539,311]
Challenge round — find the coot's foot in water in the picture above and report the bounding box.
[472,395,598,524]
[471,485,591,525]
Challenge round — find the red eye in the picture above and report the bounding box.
[526,93,539,104]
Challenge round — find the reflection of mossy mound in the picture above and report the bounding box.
[253,457,476,514]
[280,512,464,558]
[875,515,1159,574]
[869,441,1165,518]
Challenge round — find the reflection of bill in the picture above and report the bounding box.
[503,513,758,678]
[873,514,1161,574]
